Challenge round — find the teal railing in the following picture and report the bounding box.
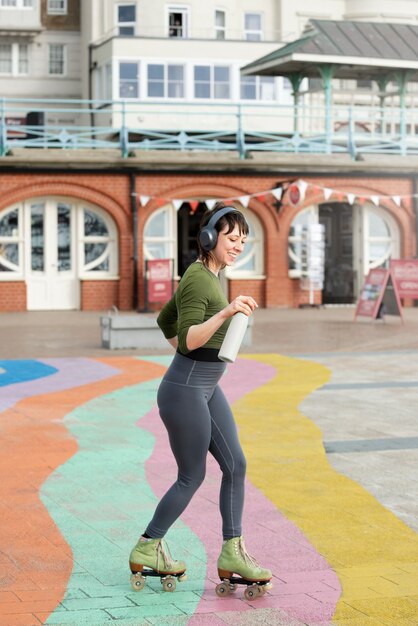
[1,97,417,159]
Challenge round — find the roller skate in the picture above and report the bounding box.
[216,536,272,600]
[129,538,187,592]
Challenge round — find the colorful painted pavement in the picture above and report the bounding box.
[0,355,417,626]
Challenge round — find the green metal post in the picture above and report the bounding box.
[287,73,304,138]
[318,64,337,154]
[377,76,390,136]
[394,70,410,155]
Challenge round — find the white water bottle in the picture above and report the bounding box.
[218,312,249,363]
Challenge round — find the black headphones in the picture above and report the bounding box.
[198,206,240,252]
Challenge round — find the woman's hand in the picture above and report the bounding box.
[222,295,258,318]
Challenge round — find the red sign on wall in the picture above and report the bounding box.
[390,259,418,299]
[146,259,173,304]
[355,268,403,322]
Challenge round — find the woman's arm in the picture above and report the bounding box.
[185,294,258,351]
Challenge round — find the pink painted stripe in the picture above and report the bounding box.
[142,358,340,624]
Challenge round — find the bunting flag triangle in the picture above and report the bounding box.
[172,199,183,211]
[271,187,283,201]
[392,195,401,207]
[239,195,250,208]
[323,188,333,201]
[189,201,199,213]
[371,195,380,206]
[298,180,308,201]
[205,199,217,211]
[139,195,150,206]
[347,193,356,205]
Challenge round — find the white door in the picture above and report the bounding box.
[26,200,80,310]
[352,204,400,299]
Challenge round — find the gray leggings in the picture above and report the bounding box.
[145,351,246,540]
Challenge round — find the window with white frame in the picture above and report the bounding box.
[119,62,139,98]
[0,43,29,75]
[194,65,230,99]
[47,0,67,14]
[225,208,264,278]
[0,207,21,274]
[147,63,184,98]
[215,9,225,39]
[288,207,318,277]
[168,6,189,38]
[117,3,136,36]
[0,0,33,6]
[82,208,118,274]
[240,75,275,100]
[143,206,176,270]
[48,43,65,75]
[244,12,262,41]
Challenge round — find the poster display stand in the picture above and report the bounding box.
[144,259,174,311]
[389,259,418,300]
[354,268,403,323]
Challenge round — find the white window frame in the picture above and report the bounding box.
[0,0,33,7]
[193,63,231,100]
[47,0,67,14]
[214,8,226,40]
[143,205,177,275]
[0,205,23,279]
[147,62,185,99]
[288,206,318,278]
[48,43,66,76]
[166,5,190,38]
[116,3,137,36]
[118,60,140,99]
[79,204,119,278]
[244,12,263,41]
[240,75,276,101]
[0,43,29,76]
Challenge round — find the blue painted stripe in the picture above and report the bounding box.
[0,360,57,387]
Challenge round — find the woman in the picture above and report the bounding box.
[129,203,271,593]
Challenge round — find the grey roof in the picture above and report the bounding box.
[241,20,418,80]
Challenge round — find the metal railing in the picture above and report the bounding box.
[1,97,418,159]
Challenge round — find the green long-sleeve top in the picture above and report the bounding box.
[157,261,231,355]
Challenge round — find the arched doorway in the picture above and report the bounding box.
[0,197,119,310]
[288,202,400,304]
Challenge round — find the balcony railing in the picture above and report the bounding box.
[1,97,417,160]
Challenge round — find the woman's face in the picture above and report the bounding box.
[212,223,247,268]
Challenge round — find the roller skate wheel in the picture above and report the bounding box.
[244,585,258,600]
[130,573,145,591]
[162,576,176,592]
[215,582,231,597]
[178,573,188,582]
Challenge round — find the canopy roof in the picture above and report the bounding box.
[241,20,418,81]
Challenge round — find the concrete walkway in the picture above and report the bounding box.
[0,307,417,626]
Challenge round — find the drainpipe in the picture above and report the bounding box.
[130,172,139,310]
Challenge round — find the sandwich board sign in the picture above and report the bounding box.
[354,268,403,322]
[390,259,418,299]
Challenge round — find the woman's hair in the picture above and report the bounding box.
[197,201,249,268]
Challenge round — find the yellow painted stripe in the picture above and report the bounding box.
[234,354,418,624]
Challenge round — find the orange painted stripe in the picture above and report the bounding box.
[0,357,165,620]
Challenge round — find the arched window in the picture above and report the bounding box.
[225,207,264,278]
[288,206,318,277]
[80,206,118,276]
[0,207,22,275]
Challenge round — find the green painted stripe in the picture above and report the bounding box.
[41,365,204,624]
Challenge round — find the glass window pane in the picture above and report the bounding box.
[18,44,29,74]
[194,65,210,81]
[369,212,390,237]
[84,209,109,237]
[195,83,210,98]
[245,13,261,29]
[118,4,136,22]
[31,205,44,271]
[119,26,135,35]
[84,243,109,270]
[168,65,183,81]
[58,204,71,271]
[0,209,18,237]
[0,244,19,271]
[148,64,164,80]
[369,241,391,261]
[146,243,169,258]
[145,210,167,237]
[120,62,137,80]
[148,82,164,97]
[0,44,12,74]
[241,77,256,100]
[214,66,229,82]
[214,83,230,99]
[49,44,64,75]
[260,76,275,100]
[215,10,225,27]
